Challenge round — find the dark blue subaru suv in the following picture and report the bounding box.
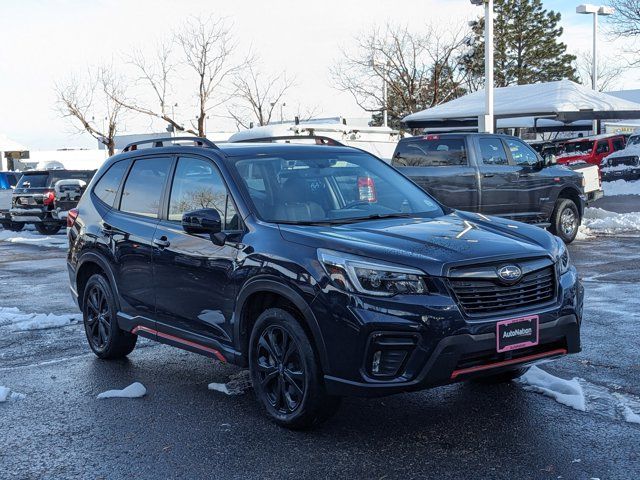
[67,137,583,429]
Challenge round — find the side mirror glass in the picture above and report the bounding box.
[182,208,222,235]
[545,154,557,166]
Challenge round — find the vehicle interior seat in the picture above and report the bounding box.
[274,177,325,222]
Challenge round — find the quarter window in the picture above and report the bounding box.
[168,157,239,230]
[120,157,172,218]
[93,161,128,207]
[478,138,509,166]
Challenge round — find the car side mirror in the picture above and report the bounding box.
[182,209,222,235]
[544,154,557,167]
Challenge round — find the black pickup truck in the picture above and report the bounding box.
[391,133,586,243]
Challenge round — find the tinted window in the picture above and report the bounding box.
[392,137,467,167]
[506,138,539,166]
[168,157,239,230]
[231,151,443,224]
[612,138,625,151]
[596,141,609,154]
[563,141,594,155]
[120,157,172,218]
[17,173,49,189]
[479,138,509,166]
[93,161,129,207]
[628,135,640,147]
[51,170,95,184]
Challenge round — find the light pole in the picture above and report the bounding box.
[577,4,615,134]
[471,0,494,134]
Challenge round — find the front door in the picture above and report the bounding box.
[152,155,242,346]
[476,136,519,216]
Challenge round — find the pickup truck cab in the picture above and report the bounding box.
[0,171,23,231]
[392,134,585,243]
[557,134,626,167]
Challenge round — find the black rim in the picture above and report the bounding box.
[85,284,111,350]
[256,325,306,414]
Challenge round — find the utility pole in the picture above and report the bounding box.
[471,0,494,133]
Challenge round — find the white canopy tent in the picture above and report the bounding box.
[403,80,640,130]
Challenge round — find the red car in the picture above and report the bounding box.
[557,134,626,167]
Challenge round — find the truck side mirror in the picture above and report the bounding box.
[545,154,557,167]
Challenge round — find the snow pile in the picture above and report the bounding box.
[0,229,68,249]
[602,179,640,196]
[97,382,147,399]
[208,370,252,396]
[0,307,79,331]
[0,386,25,403]
[580,208,640,235]
[517,366,586,411]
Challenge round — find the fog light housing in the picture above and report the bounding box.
[366,333,419,378]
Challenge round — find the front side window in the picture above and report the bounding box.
[231,150,443,224]
[596,141,610,154]
[168,156,239,230]
[612,138,625,151]
[120,157,172,218]
[478,138,509,166]
[93,161,128,207]
[506,138,539,166]
[392,137,467,167]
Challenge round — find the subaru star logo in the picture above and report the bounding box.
[497,265,522,282]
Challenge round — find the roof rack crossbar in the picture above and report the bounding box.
[234,135,345,146]
[122,136,221,152]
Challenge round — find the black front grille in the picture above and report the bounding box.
[449,265,556,316]
[608,156,638,167]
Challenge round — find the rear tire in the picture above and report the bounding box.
[35,223,62,235]
[82,274,137,359]
[249,307,341,430]
[473,367,529,384]
[549,198,579,244]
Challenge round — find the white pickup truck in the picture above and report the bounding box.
[0,171,22,231]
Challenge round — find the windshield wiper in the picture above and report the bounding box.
[326,213,414,224]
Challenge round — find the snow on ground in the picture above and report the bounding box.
[208,370,252,396]
[97,382,147,399]
[0,385,25,403]
[580,208,640,236]
[0,229,67,249]
[603,179,640,197]
[518,366,586,411]
[0,307,79,331]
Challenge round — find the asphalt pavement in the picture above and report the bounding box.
[0,230,639,480]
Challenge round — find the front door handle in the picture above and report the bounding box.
[153,236,171,249]
[483,173,495,178]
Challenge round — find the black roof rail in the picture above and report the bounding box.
[121,136,221,152]
[234,135,345,146]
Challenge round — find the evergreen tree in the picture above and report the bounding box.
[463,0,577,88]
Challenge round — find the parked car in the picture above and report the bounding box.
[10,169,95,235]
[0,171,22,231]
[556,134,626,167]
[600,133,640,182]
[391,134,589,243]
[67,136,583,429]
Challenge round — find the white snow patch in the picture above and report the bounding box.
[603,179,640,196]
[517,366,586,411]
[0,229,68,249]
[621,406,640,424]
[0,307,79,331]
[0,386,25,403]
[97,382,147,399]
[580,208,640,235]
[208,370,252,396]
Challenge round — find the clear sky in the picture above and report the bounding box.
[0,0,636,150]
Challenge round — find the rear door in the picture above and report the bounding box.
[391,136,479,211]
[475,136,519,216]
[104,155,173,319]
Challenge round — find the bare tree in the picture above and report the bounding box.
[331,23,468,128]
[576,50,627,91]
[607,1,640,64]
[227,63,296,128]
[55,67,124,156]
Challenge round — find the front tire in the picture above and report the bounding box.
[82,274,137,359]
[249,308,341,429]
[549,198,580,244]
[35,223,62,235]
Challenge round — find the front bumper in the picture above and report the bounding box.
[315,269,583,397]
[602,168,640,183]
[585,189,604,204]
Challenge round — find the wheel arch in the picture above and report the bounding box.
[75,252,119,311]
[234,278,329,372]
[556,186,584,218]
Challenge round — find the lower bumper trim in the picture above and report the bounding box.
[450,347,567,379]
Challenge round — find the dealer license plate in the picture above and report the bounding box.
[496,315,539,353]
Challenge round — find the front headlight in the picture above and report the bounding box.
[555,237,571,274]
[318,249,428,296]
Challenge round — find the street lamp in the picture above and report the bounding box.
[577,4,615,134]
[470,0,494,134]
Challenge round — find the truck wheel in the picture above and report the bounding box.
[249,308,341,430]
[550,199,580,244]
[35,223,62,235]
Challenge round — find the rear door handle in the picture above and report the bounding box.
[153,236,171,249]
[483,173,495,178]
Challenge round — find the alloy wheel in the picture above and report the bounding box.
[85,284,112,350]
[560,208,577,237]
[256,325,306,414]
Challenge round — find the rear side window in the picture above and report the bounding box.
[392,137,467,167]
[93,162,129,207]
[120,157,172,218]
[17,173,49,189]
[478,138,509,166]
[596,141,610,154]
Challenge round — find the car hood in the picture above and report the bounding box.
[278,211,558,277]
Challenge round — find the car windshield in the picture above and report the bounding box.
[628,135,640,147]
[230,150,444,224]
[562,141,594,155]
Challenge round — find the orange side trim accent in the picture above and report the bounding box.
[132,326,227,362]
